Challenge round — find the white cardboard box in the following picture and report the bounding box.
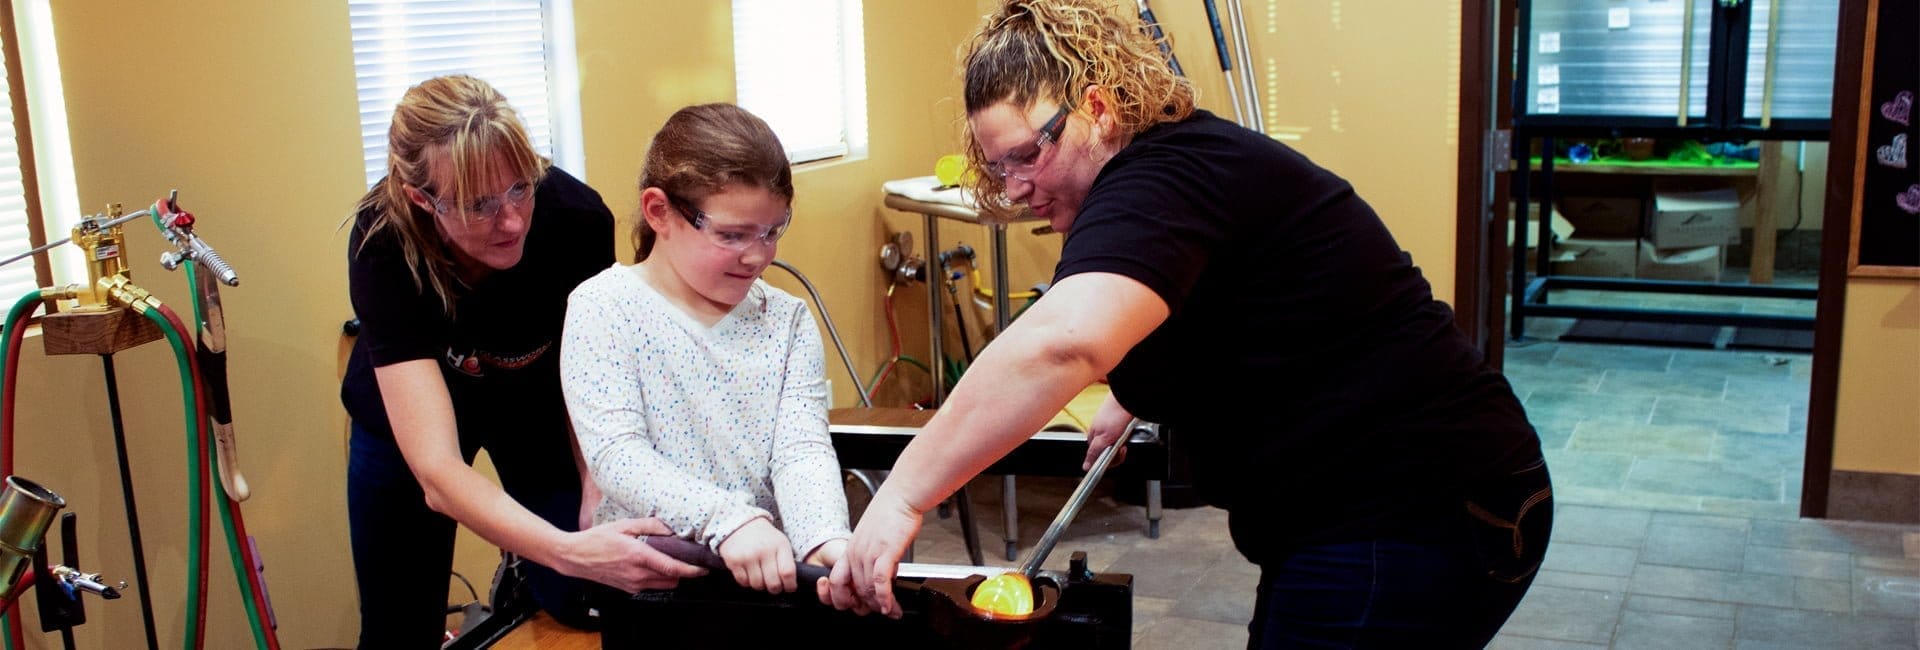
[1508,205,1577,246]
[1558,195,1644,238]
[1636,239,1723,282]
[1650,187,1742,248]
[1554,237,1639,278]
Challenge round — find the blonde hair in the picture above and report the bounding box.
[960,0,1194,217]
[633,104,793,262]
[351,74,548,315]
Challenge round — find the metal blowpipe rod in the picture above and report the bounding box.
[1019,423,1130,579]
[0,210,151,270]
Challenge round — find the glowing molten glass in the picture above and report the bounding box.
[969,572,1034,617]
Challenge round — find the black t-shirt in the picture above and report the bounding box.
[1056,110,1540,561]
[341,168,614,488]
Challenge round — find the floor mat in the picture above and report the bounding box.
[1727,326,1815,352]
[1559,319,1722,348]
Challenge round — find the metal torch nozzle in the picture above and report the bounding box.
[50,565,122,599]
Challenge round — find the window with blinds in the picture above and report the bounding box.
[0,42,37,299]
[1,0,79,299]
[348,0,582,187]
[732,0,867,164]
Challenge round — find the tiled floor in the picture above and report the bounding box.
[882,269,1918,648]
[1508,269,1819,520]
[1505,339,1812,520]
[894,470,1919,648]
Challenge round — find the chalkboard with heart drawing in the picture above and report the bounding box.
[1852,0,1919,273]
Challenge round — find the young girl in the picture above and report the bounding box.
[561,103,850,595]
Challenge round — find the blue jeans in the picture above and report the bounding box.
[1248,460,1552,649]
[347,422,594,649]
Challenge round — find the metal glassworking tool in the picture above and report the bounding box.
[1019,422,1127,581]
[1,194,275,649]
[0,210,149,275]
[1225,0,1264,133]
[0,476,64,606]
[67,205,139,312]
[0,480,124,650]
[152,191,239,287]
[624,536,1130,648]
[48,564,123,600]
[1136,0,1184,76]
[968,421,1129,618]
[34,511,126,650]
[149,191,249,502]
[1202,0,1245,126]
[618,422,1139,643]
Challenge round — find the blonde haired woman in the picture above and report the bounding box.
[342,75,702,645]
[825,3,1550,647]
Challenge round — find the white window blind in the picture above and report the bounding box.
[0,41,37,300]
[4,0,81,292]
[348,0,581,186]
[733,0,868,164]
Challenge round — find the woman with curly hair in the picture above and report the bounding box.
[823,2,1551,646]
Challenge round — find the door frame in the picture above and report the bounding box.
[1801,0,1874,518]
[1453,0,1855,518]
[1453,0,1517,366]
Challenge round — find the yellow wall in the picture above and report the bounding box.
[19,1,364,647]
[9,0,1469,647]
[1831,278,1920,475]
[1243,1,1463,300]
[1066,1,1464,300]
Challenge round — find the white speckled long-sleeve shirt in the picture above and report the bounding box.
[560,264,850,559]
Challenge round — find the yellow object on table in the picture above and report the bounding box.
[970,572,1035,618]
[1041,383,1110,432]
[935,154,968,187]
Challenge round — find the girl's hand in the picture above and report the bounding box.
[717,517,798,594]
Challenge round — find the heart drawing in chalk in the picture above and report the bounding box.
[1884,90,1913,126]
[1898,184,1920,215]
[1878,134,1909,169]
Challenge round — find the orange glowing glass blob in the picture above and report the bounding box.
[969,572,1035,617]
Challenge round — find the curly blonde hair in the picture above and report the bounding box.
[960,0,1194,216]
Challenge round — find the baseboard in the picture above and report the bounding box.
[1826,469,1920,524]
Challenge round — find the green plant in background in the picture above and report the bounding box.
[1670,139,1718,164]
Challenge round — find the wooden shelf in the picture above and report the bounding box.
[40,307,163,356]
[1522,142,1791,284]
[1528,159,1761,177]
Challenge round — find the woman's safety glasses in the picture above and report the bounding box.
[416,180,534,224]
[982,104,1071,182]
